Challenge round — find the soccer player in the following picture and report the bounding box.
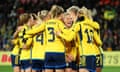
[80,8,104,72]
[60,12,78,72]
[26,5,66,72]
[75,7,102,72]
[55,7,80,72]
[18,13,35,72]
[11,13,29,72]
[30,11,49,72]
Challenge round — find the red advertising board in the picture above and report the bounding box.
[0,52,11,65]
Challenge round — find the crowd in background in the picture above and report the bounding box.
[0,0,120,51]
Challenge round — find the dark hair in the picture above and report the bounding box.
[76,16,84,22]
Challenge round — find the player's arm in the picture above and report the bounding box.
[77,16,100,29]
[56,29,76,41]
[92,21,100,29]
[22,37,33,49]
[13,26,23,39]
[56,22,79,41]
[94,31,102,46]
[22,32,33,49]
[86,20,100,29]
[11,38,19,45]
[26,22,45,35]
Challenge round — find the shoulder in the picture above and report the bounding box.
[93,21,100,27]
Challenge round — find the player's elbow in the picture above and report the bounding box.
[96,41,102,47]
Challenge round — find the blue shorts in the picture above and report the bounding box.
[79,55,96,72]
[66,61,78,70]
[11,54,20,67]
[32,59,44,70]
[96,54,103,68]
[20,59,31,70]
[44,52,66,69]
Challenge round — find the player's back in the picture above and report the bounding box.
[78,22,97,55]
[32,31,45,59]
[18,24,32,60]
[45,19,65,52]
[18,25,28,48]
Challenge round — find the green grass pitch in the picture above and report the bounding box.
[0,66,120,72]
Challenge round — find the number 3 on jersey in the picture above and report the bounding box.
[36,27,55,44]
[48,27,55,42]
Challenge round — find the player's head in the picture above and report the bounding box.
[86,9,93,20]
[49,5,64,19]
[39,10,49,21]
[79,6,93,20]
[63,12,73,28]
[19,13,37,27]
[79,6,88,15]
[17,13,31,26]
[30,13,39,26]
[67,6,80,22]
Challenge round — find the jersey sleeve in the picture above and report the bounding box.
[94,31,102,46]
[58,22,80,42]
[26,23,45,35]
[25,37,32,47]
[71,22,80,32]
[89,21,100,29]
[12,38,18,45]
[83,19,100,29]
[24,34,33,38]
[57,20,65,31]
[22,37,32,49]
[59,29,76,41]
[56,20,75,41]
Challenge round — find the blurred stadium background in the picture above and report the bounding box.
[0,0,120,72]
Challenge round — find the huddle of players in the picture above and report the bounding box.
[11,5,103,72]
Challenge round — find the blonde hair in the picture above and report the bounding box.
[67,6,80,15]
[17,13,31,26]
[87,9,93,20]
[49,5,64,18]
[79,6,93,20]
[39,10,49,20]
[63,12,71,18]
[79,6,88,15]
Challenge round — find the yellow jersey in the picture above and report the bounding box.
[74,20,102,55]
[18,24,32,60]
[11,38,20,55]
[62,27,78,61]
[32,31,45,60]
[26,19,65,52]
